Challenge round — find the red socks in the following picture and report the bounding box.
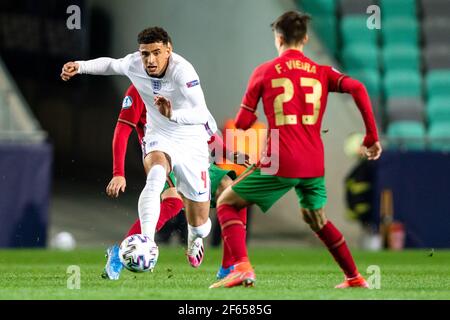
[316,221,358,278]
[125,197,184,238]
[217,204,248,265]
[125,218,141,238]
[155,197,184,231]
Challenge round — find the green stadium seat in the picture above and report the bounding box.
[427,98,450,125]
[380,0,417,20]
[387,121,426,150]
[346,69,381,98]
[297,0,336,17]
[426,70,450,100]
[342,44,380,72]
[382,45,421,73]
[341,16,379,47]
[384,70,422,100]
[340,0,375,16]
[313,16,338,56]
[428,122,450,151]
[382,18,419,46]
[296,0,338,56]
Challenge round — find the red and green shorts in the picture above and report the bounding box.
[231,165,327,212]
[209,163,237,208]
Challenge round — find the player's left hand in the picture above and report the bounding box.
[361,141,382,160]
[155,95,172,119]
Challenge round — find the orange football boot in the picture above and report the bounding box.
[335,273,369,288]
[209,261,256,288]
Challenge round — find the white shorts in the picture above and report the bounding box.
[142,132,211,202]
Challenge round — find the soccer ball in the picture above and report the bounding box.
[119,234,159,272]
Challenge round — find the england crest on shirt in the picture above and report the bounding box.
[122,96,133,109]
[151,79,162,92]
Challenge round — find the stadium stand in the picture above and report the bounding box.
[297,0,450,151]
[0,57,51,248]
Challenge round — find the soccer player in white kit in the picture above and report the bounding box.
[61,27,216,268]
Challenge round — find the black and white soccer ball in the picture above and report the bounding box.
[119,234,159,272]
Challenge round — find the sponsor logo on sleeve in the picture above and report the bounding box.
[122,96,133,109]
[186,79,200,88]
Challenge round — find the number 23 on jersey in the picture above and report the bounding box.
[271,77,322,126]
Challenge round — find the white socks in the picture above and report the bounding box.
[138,164,166,241]
[188,218,212,243]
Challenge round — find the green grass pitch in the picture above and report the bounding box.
[0,247,449,299]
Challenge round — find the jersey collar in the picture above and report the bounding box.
[281,49,304,58]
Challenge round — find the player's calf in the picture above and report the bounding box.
[304,208,361,282]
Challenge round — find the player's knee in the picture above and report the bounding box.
[217,188,242,209]
[144,151,171,174]
[161,187,181,200]
[216,175,233,200]
[216,186,233,206]
[301,208,327,231]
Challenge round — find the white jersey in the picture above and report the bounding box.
[77,51,217,140]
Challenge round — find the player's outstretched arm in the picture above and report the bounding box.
[61,55,132,81]
[106,121,134,198]
[340,77,382,160]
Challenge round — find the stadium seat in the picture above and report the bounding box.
[342,44,380,71]
[313,16,338,56]
[386,99,424,123]
[427,98,450,125]
[339,0,375,16]
[296,0,338,56]
[380,0,417,19]
[382,45,421,73]
[428,122,450,151]
[341,16,379,47]
[297,0,336,16]
[382,18,419,46]
[387,121,426,150]
[425,70,450,100]
[346,69,381,98]
[421,0,450,20]
[422,17,450,47]
[424,45,450,71]
[384,70,422,100]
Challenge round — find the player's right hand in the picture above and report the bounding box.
[106,176,126,198]
[233,152,251,167]
[60,62,79,81]
[361,141,382,161]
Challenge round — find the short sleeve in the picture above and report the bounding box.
[326,66,348,92]
[117,85,144,126]
[242,65,264,110]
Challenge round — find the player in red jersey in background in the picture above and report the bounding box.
[210,11,382,289]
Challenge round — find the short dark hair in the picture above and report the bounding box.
[271,11,311,45]
[137,27,172,45]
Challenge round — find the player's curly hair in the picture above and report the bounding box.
[137,27,172,45]
[271,11,311,45]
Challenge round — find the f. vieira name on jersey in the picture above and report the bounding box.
[186,79,200,88]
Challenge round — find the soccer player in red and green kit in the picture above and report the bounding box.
[210,11,382,289]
